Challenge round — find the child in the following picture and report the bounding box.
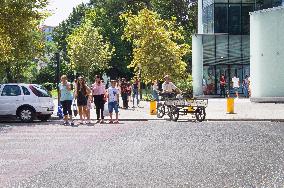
[86,94,92,124]
[108,80,119,123]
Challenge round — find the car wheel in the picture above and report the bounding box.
[19,107,35,123]
[38,115,51,122]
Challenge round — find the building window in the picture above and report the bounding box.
[242,4,254,34]
[214,4,228,33]
[228,4,241,34]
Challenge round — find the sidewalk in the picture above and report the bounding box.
[52,98,284,121]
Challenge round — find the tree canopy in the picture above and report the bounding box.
[121,9,190,82]
[67,19,114,78]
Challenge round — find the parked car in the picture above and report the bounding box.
[0,83,54,122]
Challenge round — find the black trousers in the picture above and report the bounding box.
[93,95,104,120]
[61,100,72,116]
[121,93,128,108]
[220,85,226,98]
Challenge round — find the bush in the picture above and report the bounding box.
[175,75,193,95]
[42,82,54,91]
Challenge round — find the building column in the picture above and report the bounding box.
[192,34,203,97]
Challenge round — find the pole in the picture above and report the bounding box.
[55,52,60,105]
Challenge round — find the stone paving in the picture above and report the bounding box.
[1,121,284,187]
[53,98,284,121]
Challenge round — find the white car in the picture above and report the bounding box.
[0,83,54,122]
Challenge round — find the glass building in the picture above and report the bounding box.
[192,0,282,96]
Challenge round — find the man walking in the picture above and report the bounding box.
[120,78,129,109]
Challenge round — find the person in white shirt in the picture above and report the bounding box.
[107,80,119,123]
[232,75,240,98]
[162,75,181,98]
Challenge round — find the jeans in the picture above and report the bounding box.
[220,85,226,98]
[152,90,159,101]
[243,86,249,98]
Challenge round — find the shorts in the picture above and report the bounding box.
[234,87,239,92]
[108,101,119,113]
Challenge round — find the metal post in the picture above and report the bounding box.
[55,52,60,105]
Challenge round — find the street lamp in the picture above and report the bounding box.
[55,52,60,105]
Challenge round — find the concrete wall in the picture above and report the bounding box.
[192,34,203,96]
[198,0,203,34]
[250,7,284,101]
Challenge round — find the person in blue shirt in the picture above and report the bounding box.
[58,75,74,126]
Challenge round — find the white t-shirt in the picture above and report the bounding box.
[232,77,239,88]
[162,82,177,92]
[108,87,119,102]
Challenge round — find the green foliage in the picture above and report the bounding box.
[66,20,114,79]
[0,0,49,82]
[121,8,190,82]
[175,74,193,94]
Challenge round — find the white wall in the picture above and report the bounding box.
[250,7,284,99]
[192,34,203,96]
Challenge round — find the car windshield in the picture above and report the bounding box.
[30,84,51,97]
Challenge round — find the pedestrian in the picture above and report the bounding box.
[132,76,140,108]
[116,79,121,108]
[92,75,106,124]
[248,76,251,97]
[120,78,129,109]
[58,75,74,126]
[107,80,119,124]
[219,74,226,98]
[232,74,240,98]
[86,94,92,123]
[243,75,249,98]
[75,76,91,124]
[127,81,132,104]
[152,80,159,101]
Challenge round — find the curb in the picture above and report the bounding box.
[50,116,284,122]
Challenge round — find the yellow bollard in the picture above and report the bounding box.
[227,98,234,114]
[150,101,157,115]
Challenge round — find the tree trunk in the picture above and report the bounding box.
[5,65,13,83]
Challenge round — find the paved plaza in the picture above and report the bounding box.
[0,120,283,187]
[54,98,284,121]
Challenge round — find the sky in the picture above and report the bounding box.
[44,0,90,26]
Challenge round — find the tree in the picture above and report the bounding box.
[53,3,88,61]
[121,8,190,82]
[66,20,114,80]
[0,0,49,82]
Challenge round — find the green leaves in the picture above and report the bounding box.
[66,20,114,77]
[121,8,190,83]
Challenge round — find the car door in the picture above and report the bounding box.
[0,85,23,115]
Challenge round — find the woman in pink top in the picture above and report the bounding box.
[92,75,106,123]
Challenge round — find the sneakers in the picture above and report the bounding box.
[63,121,69,126]
[70,121,75,126]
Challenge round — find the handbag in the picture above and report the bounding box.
[72,100,78,117]
[57,105,63,119]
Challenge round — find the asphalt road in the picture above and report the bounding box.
[0,120,283,187]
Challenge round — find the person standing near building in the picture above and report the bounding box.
[132,76,140,108]
[120,78,129,109]
[219,74,226,98]
[92,75,106,124]
[243,75,249,98]
[232,75,240,98]
[58,75,74,126]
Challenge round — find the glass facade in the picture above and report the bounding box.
[201,0,282,95]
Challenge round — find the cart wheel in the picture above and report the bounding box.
[170,106,179,122]
[157,103,165,118]
[195,107,206,122]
